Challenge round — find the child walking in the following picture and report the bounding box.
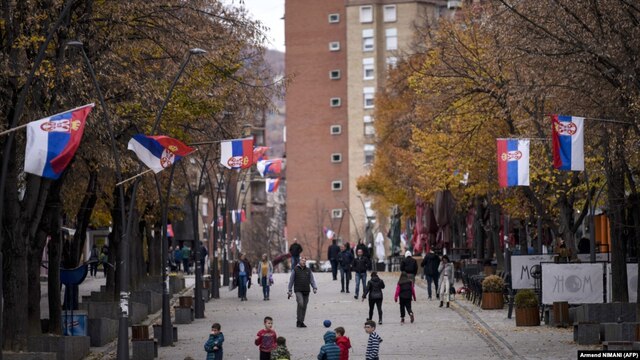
[204,323,224,360]
[334,327,351,360]
[271,336,291,360]
[362,271,385,324]
[364,320,382,360]
[317,330,341,360]
[255,316,278,360]
[393,272,416,324]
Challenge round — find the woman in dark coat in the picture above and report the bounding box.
[232,253,252,301]
[362,271,385,324]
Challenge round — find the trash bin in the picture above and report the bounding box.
[62,310,88,336]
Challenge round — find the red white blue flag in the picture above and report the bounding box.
[167,224,175,238]
[552,115,584,171]
[220,138,253,169]
[265,178,280,193]
[257,159,282,177]
[253,146,269,164]
[127,134,194,173]
[231,209,246,224]
[496,138,529,188]
[24,104,94,179]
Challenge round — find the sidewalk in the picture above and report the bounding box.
[148,271,594,360]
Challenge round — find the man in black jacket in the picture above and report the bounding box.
[420,249,440,300]
[327,239,340,281]
[400,251,418,282]
[287,257,318,328]
[289,239,303,269]
[352,248,371,299]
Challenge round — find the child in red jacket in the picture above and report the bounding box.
[394,272,416,324]
[255,316,277,360]
[334,326,352,360]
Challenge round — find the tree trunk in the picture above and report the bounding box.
[47,228,62,335]
[475,198,485,259]
[148,221,161,277]
[605,134,628,302]
[490,205,504,271]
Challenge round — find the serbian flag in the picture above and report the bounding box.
[127,134,194,173]
[253,146,269,164]
[231,210,244,224]
[167,224,175,238]
[257,159,282,177]
[220,138,253,169]
[324,227,335,239]
[552,115,584,171]
[496,138,529,187]
[266,178,280,193]
[24,104,94,179]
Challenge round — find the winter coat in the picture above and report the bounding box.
[255,328,278,353]
[394,281,416,301]
[421,252,440,276]
[328,244,341,261]
[363,276,385,300]
[336,336,352,360]
[289,243,303,256]
[271,344,291,360]
[338,250,354,271]
[317,331,341,360]
[400,256,418,275]
[204,332,224,360]
[438,262,454,286]
[352,256,370,274]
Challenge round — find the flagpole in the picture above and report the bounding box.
[115,168,154,186]
[0,103,95,137]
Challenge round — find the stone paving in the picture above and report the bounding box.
[43,270,599,359]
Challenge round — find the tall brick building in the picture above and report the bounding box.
[285,0,460,260]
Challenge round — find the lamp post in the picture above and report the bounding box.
[66,40,128,359]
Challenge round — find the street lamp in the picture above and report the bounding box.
[66,40,128,359]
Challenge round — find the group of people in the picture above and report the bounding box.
[204,316,383,360]
[88,244,109,277]
[232,253,275,301]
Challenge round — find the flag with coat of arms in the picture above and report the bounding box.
[496,138,529,188]
[552,114,584,171]
[127,134,194,173]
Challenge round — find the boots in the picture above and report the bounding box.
[401,317,405,324]
[439,301,444,308]
[446,302,450,308]
[410,312,415,323]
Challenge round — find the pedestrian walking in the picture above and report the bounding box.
[100,246,109,277]
[317,330,341,360]
[200,242,208,273]
[233,253,252,301]
[420,249,440,300]
[204,322,224,360]
[393,272,416,324]
[338,244,354,293]
[182,243,192,275]
[287,256,318,328]
[352,249,371,299]
[289,239,303,269]
[362,271,385,324]
[271,336,291,360]
[400,251,418,282]
[334,327,351,360]
[438,255,454,308]
[258,253,274,301]
[89,244,99,277]
[174,245,183,272]
[355,239,370,259]
[255,316,277,360]
[327,239,340,281]
[364,320,382,360]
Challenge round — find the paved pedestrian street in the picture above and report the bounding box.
[147,271,593,360]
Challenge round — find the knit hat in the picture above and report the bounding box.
[405,251,412,257]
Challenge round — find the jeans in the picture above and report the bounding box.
[261,276,270,299]
[295,291,310,322]
[355,272,367,297]
[183,259,190,274]
[425,274,439,298]
[330,259,338,280]
[291,255,300,269]
[238,274,248,299]
[339,268,351,292]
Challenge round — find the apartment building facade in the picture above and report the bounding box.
[285,0,458,260]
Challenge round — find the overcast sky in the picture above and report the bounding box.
[226,0,285,52]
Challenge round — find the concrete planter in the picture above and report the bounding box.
[481,292,503,310]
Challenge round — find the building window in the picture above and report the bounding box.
[383,5,397,22]
[329,13,340,23]
[331,208,343,219]
[329,41,341,51]
[364,115,375,136]
[363,58,374,80]
[331,181,343,191]
[331,153,342,163]
[364,144,376,164]
[360,5,373,23]
[387,56,398,69]
[386,28,398,51]
[363,87,375,109]
[329,70,341,80]
[330,125,342,134]
[362,29,374,52]
[330,97,341,107]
